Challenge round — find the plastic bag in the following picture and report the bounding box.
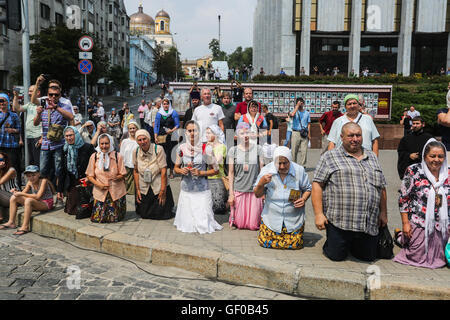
[377,225,394,259]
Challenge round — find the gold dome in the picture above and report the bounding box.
[156,9,170,19]
[130,4,155,25]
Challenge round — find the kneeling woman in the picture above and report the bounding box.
[173,120,223,234]
[0,165,54,235]
[394,139,450,268]
[86,134,127,223]
[133,129,175,220]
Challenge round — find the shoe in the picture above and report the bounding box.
[394,228,403,248]
[13,229,30,236]
[0,224,16,230]
[55,199,64,209]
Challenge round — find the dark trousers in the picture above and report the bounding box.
[26,137,41,166]
[323,222,378,262]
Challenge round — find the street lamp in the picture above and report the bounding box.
[174,32,178,82]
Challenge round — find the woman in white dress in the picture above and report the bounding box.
[173,120,223,234]
[119,120,140,195]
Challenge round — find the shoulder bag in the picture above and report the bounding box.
[47,109,64,142]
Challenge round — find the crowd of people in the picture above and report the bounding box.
[0,73,448,269]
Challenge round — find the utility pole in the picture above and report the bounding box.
[22,0,30,165]
[218,15,221,51]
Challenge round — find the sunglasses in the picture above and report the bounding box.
[48,93,60,98]
[0,99,7,104]
[0,158,4,162]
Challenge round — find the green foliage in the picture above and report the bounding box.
[209,38,227,61]
[228,46,253,69]
[108,65,129,91]
[152,45,183,81]
[30,25,109,91]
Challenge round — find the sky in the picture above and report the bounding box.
[124,0,257,60]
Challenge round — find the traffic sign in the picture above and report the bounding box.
[79,51,93,60]
[78,60,93,75]
[78,35,94,52]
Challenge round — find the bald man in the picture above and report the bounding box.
[234,87,262,121]
[192,88,225,142]
[312,122,388,262]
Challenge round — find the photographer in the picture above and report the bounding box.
[32,74,74,187]
[231,80,244,103]
[189,81,201,103]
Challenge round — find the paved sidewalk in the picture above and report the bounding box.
[5,150,450,300]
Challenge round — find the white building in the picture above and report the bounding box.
[253,0,450,77]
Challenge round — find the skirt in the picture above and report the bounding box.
[257,221,305,250]
[174,189,223,234]
[393,223,450,269]
[125,167,135,195]
[91,193,127,223]
[229,191,263,230]
[208,178,228,215]
[136,186,175,220]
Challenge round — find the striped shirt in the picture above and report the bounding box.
[0,111,21,149]
[313,146,387,236]
[0,168,19,192]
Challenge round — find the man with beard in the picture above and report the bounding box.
[319,101,343,153]
[397,116,433,179]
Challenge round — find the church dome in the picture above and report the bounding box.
[130,4,155,25]
[156,9,170,19]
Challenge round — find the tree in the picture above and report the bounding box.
[108,65,129,91]
[228,46,252,69]
[28,25,109,92]
[209,38,227,61]
[152,45,183,81]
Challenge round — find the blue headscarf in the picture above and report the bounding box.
[0,93,10,109]
[63,126,85,176]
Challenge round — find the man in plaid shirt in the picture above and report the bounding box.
[312,122,388,262]
[0,92,21,183]
[32,75,74,185]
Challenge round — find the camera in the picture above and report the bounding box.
[40,99,46,108]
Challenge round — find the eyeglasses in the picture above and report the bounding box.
[48,93,60,98]
[0,100,7,104]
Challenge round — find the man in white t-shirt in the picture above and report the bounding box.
[192,88,225,142]
[95,101,105,122]
[407,105,420,126]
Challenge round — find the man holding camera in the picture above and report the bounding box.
[290,98,311,166]
[12,85,42,166]
[32,74,74,184]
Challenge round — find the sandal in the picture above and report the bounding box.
[393,228,403,248]
[0,224,16,230]
[13,229,30,236]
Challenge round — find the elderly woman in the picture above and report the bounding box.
[119,120,140,195]
[57,126,95,216]
[393,139,450,269]
[228,122,265,230]
[79,120,96,144]
[254,146,312,249]
[173,120,223,234]
[86,133,127,223]
[154,98,180,179]
[133,129,175,220]
[206,124,228,215]
[91,121,111,147]
[107,108,122,140]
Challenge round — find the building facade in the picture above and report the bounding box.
[253,0,450,76]
[129,36,156,92]
[0,0,130,90]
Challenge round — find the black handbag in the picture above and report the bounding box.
[75,184,93,220]
[377,225,394,259]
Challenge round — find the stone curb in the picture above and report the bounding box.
[18,211,450,300]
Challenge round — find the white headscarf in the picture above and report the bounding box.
[421,138,449,252]
[206,124,225,145]
[273,146,292,162]
[96,133,115,171]
[158,98,174,117]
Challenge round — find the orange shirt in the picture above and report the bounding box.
[86,151,127,202]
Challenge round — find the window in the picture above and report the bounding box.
[160,21,164,31]
[40,3,50,20]
[109,4,112,14]
[55,13,64,26]
[109,22,112,31]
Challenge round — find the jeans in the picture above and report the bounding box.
[284,131,292,147]
[40,148,63,185]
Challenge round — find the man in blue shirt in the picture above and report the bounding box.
[290,98,311,166]
[254,146,312,249]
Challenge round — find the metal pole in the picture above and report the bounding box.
[218,15,221,51]
[175,50,178,82]
[84,74,87,121]
[22,0,30,165]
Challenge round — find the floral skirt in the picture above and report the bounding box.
[257,221,304,250]
[91,193,126,223]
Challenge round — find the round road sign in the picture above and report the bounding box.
[78,60,93,75]
[79,36,94,52]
